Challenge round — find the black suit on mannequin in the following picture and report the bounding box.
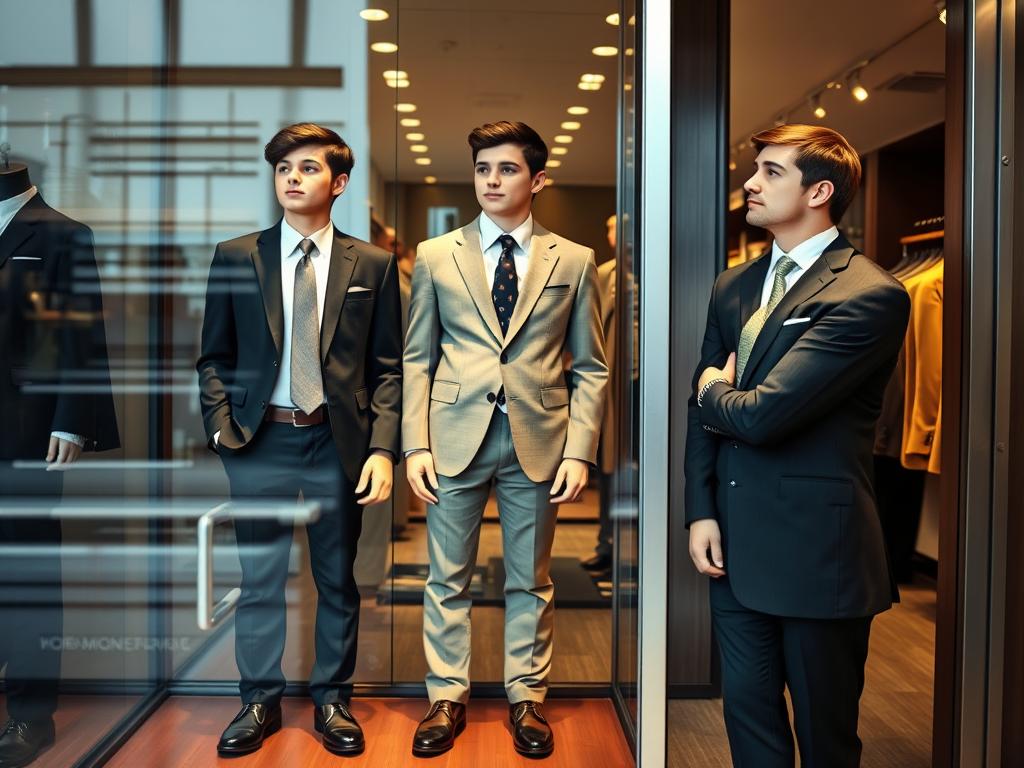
[684,234,909,768]
[197,221,401,707]
[0,184,118,726]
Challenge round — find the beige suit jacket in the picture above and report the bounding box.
[403,217,607,482]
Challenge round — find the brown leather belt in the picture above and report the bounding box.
[264,404,327,426]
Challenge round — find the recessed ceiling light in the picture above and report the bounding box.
[623,83,632,91]
[382,70,408,80]
[424,176,437,184]
[561,121,581,130]
[370,42,398,53]
[360,9,389,21]
[592,46,618,57]
[415,157,432,165]
[605,13,620,25]
[544,178,554,187]
[551,146,569,155]
[578,82,601,91]
[386,79,410,88]
[400,118,421,127]
[410,144,429,152]
[567,106,589,115]
[625,48,634,56]
[406,132,425,141]
[554,135,573,144]
[395,103,417,112]
[580,74,606,83]
[546,160,562,168]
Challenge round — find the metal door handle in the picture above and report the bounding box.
[197,503,241,630]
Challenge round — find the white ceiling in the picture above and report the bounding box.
[362,0,946,187]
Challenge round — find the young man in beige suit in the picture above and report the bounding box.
[403,121,607,758]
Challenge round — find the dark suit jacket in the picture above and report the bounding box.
[0,194,119,460]
[196,221,402,483]
[684,234,910,619]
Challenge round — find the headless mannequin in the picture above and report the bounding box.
[0,143,33,200]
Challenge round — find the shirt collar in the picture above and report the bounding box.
[479,211,533,254]
[281,217,334,258]
[769,225,839,273]
[0,186,37,219]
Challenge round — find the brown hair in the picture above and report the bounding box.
[264,122,354,178]
[468,121,548,176]
[750,124,861,223]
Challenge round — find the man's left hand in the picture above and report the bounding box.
[46,436,82,470]
[356,450,394,505]
[697,351,737,395]
[550,458,589,504]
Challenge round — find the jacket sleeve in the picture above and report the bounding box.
[365,252,403,461]
[563,250,608,465]
[401,245,441,453]
[700,281,911,446]
[196,244,237,448]
[684,276,729,527]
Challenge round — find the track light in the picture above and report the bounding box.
[848,71,869,102]
[810,93,827,119]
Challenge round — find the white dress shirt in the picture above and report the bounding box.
[480,212,534,415]
[268,218,334,408]
[759,226,839,308]
[2,185,84,448]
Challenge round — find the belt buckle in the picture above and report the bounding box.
[291,408,305,427]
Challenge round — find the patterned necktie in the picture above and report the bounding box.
[290,237,324,414]
[491,234,519,336]
[735,255,799,383]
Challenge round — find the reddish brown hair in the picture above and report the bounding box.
[264,122,354,178]
[751,124,862,223]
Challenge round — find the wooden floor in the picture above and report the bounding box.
[106,697,633,768]
[667,581,936,767]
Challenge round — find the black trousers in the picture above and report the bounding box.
[0,465,63,723]
[594,470,613,558]
[219,421,362,707]
[710,576,872,768]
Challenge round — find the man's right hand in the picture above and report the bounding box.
[406,450,439,504]
[689,519,726,577]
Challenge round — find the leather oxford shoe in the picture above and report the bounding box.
[510,701,554,758]
[412,700,466,757]
[216,703,281,756]
[581,552,612,572]
[314,703,364,755]
[0,718,54,768]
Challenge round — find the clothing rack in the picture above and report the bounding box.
[899,230,944,246]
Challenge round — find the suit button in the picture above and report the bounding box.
[729,480,737,487]
[273,360,279,368]
[259,400,267,408]
[731,442,738,449]
[486,392,496,403]
[500,352,508,364]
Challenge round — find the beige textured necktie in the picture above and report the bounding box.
[290,238,324,414]
[736,255,799,383]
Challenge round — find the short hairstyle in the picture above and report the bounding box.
[264,122,354,178]
[750,124,862,224]
[468,121,548,176]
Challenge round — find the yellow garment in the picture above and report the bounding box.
[901,260,943,472]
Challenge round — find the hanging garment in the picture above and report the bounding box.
[901,259,944,472]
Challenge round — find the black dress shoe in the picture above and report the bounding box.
[412,700,466,757]
[0,719,54,768]
[581,552,612,572]
[216,703,282,756]
[510,701,554,758]
[315,703,364,755]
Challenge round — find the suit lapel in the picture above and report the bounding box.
[452,219,504,344]
[735,254,770,346]
[0,195,43,269]
[739,235,854,388]
[252,224,284,356]
[504,227,558,346]
[320,228,358,362]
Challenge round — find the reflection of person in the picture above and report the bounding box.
[0,159,118,767]
[582,214,617,573]
[197,124,402,757]
[403,121,606,759]
[685,125,909,768]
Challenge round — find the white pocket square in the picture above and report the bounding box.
[11,256,42,261]
[782,317,811,326]
[347,286,371,293]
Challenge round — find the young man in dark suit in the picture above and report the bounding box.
[685,125,910,768]
[197,123,402,757]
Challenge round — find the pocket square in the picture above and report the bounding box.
[11,256,42,261]
[347,286,372,293]
[782,317,811,326]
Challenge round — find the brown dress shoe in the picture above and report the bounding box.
[315,703,364,755]
[510,701,554,758]
[412,700,466,757]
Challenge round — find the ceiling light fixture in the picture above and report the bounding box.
[546,160,562,168]
[578,83,601,91]
[554,135,573,144]
[424,176,437,184]
[580,73,606,83]
[544,178,554,187]
[848,70,869,102]
[415,157,431,165]
[410,144,429,152]
[406,132,425,141]
[567,106,589,115]
[936,2,947,24]
[370,42,398,53]
[359,9,389,21]
[400,118,421,127]
[386,79,410,88]
[605,13,620,25]
[551,146,569,155]
[810,93,827,119]
[382,70,408,80]
[561,121,581,130]
[395,103,417,112]
[592,46,618,57]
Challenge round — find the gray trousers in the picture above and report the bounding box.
[423,410,558,704]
